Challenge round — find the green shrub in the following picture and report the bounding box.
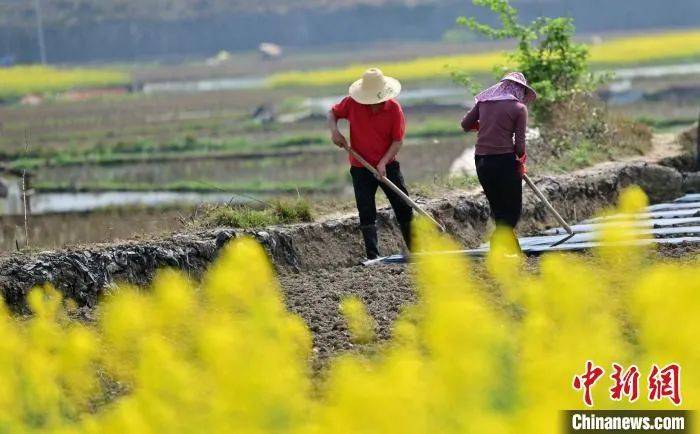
[635,116,698,131]
[442,27,480,44]
[456,0,604,120]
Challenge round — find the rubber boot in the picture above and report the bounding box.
[360,224,380,259]
[398,220,412,251]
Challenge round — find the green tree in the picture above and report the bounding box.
[456,0,603,120]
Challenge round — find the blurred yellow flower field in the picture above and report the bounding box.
[0,65,129,99]
[0,187,696,433]
[268,29,700,87]
[270,50,506,87]
[589,30,700,65]
[3,30,699,98]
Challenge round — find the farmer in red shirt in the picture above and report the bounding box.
[327,68,413,259]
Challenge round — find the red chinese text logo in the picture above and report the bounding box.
[573,361,605,406]
[573,362,681,406]
[610,363,640,402]
[648,363,682,405]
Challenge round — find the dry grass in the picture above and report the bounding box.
[198,198,314,229]
[531,95,653,173]
[679,123,699,155]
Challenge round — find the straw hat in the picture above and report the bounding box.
[349,68,402,105]
[501,71,537,104]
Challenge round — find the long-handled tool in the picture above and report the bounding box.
[523,173,575,247]
[342,144,446,232]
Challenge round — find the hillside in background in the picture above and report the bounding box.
[0,0,433,25]
[1,0,699,63]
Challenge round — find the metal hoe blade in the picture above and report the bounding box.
[549,232,575,248]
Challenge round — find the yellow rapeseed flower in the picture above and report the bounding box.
[0,65,129,99]
[0,187,696,433]
[267,29,700,87]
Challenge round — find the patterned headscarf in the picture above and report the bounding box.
[474,80,526,104]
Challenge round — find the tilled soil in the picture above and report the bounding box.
[277,253,538,363]
[277,242,700,364]
[278,264,413,360]
[654,242,700,260]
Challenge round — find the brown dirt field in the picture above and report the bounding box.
[279,264,413,361]
[277,242,700,364]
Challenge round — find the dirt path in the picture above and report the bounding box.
[626,132,683,163]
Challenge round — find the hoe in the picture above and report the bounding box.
[341,144,446,232]
[523,173,575,247]
[343,143,574,257]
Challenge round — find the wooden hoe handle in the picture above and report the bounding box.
[342,144,445,232]
[523,173,574,235]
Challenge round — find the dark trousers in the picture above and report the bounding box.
[475,153,522,229]
[350,161,413,258]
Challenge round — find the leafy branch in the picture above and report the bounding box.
[456,0,608,120]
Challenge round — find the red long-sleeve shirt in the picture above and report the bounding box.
[461,100,528,157]
[332,97,405,167]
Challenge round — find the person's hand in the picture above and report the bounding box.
[331,130,348,148]
[376,160,387,179]
[469,120,480,132]
[515,153,527,177]
[516,161,526,177]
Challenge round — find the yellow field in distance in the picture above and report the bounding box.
[268,29,700,87]
[0,65,129,99]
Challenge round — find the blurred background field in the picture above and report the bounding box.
[0,65,128,99]
[268,30,700,87]
[0,0,699,250]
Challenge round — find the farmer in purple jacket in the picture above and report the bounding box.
[461,72,537,238]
